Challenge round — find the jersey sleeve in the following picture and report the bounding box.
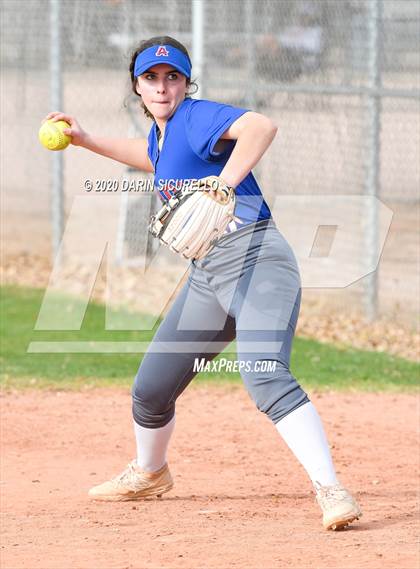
[147,123,157,167]
[185,99,249,162]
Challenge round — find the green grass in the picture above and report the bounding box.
[1,285,418,392]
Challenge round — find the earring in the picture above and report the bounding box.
[188,83,199,95]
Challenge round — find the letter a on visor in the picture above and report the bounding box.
[134,45,192,78]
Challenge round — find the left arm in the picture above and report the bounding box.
[218,112,278,188]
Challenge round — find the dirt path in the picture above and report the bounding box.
[1,386,419,569]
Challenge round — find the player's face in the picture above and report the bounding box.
[136,64,188,122]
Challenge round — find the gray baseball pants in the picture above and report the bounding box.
[132,218,310,428]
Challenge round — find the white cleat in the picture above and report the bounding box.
[315,481,362,531]
[88,460,173,502]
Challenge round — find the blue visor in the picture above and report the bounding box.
[134,45,192,78]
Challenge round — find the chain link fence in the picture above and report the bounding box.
[1,0,419,325]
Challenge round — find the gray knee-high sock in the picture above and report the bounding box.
[133,414,176,472]
[275,401,339,488]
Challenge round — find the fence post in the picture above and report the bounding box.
[245,0,257,110]
[192,0,205,99]
[50,0,64,266]
[364,0,382,322]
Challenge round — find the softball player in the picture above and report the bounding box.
[45,36,361,531]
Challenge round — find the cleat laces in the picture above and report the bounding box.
[113,460,140,488]
[315,483,351,508]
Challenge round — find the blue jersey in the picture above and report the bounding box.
[147,98,272,234]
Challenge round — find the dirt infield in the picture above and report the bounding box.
[1,386,419,569]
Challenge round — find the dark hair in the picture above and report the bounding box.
[129,36,198,120]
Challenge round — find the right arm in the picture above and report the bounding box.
[43,111,154,173]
